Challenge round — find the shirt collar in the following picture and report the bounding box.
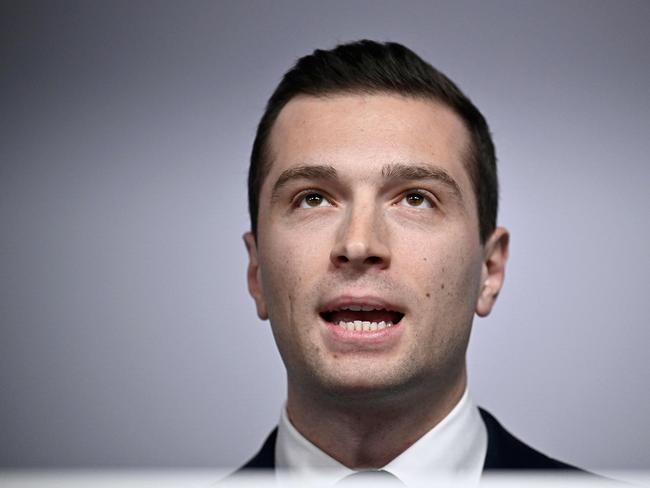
[274,387,487,486]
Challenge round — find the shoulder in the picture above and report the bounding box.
[479,407,584,471]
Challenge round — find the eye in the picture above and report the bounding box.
[297,191,333,209]
[398,191,433,208]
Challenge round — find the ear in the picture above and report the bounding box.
[476,227,510,317]
[243,232,269,320]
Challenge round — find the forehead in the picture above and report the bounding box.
[265,93,473,194]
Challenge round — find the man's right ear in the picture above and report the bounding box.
[243,232,269,320]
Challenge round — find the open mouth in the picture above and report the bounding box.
[320,306,405,332]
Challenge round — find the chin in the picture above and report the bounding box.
[314,365,419,402]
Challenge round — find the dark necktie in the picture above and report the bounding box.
[335,469,406,486]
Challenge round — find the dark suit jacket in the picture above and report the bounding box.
[235,408,583,472]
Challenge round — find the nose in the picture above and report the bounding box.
[330,203,391,271]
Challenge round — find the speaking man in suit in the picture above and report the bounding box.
[236,40,585,485]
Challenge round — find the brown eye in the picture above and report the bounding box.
[305,193,323,206]
[399,191,433,208]
[298,192,332,208]
[406,193,424,206]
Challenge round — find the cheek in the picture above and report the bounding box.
[257,232,332,370]
[401,234,482,308]
[258,232,325,317]
[406,242,482,363]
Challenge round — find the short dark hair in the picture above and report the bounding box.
[248,40,498,243]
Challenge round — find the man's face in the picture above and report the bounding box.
[245,93,504,401]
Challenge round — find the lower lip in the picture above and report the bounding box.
[320,316,403,350]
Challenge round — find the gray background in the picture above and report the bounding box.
[1,0,648,472]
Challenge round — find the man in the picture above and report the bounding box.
[237,40,584,484]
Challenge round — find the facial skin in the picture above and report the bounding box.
[244,93,508,467]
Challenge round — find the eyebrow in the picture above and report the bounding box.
[381,162,463,202]
[271,164,338,201]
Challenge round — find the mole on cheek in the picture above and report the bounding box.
[440,283,445,290]
[426,292,430,298]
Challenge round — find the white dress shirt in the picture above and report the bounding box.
[275,388,487,487]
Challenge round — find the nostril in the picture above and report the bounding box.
[365,256,382,265]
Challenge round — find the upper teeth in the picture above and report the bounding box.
[339,305,386,312]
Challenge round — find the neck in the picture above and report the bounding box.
[285,370,467,469]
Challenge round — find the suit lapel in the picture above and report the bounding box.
[240,428,277,469]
